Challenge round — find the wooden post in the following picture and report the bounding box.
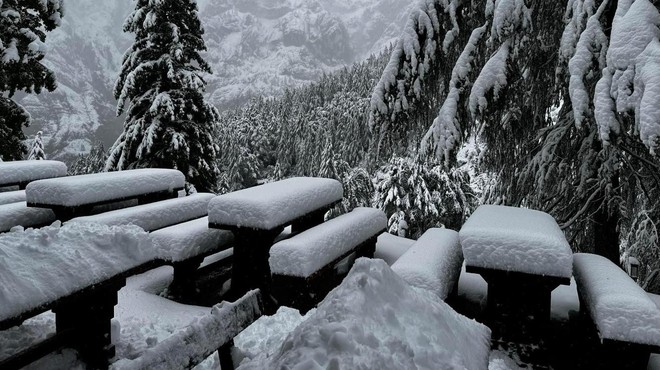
[169,256,204,302]
[217,339,235,370]
[53,279,125,370]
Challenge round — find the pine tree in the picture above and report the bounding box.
[107,0,220,192]
[27,131,45,160]
[0,0,63,160]
[370,0,660,264]
[69,141,108,175]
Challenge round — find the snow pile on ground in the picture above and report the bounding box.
[459,205,573,278]
[0,222,154,321]
[0,160,67,185]
[573,253,660,346]
[238,258,491,370]
[208,177,343,230]
[392,228,463,300]
[374,232,414,265]
[25,169,184,207]
[69,193,214,232]
[269,207,386,277]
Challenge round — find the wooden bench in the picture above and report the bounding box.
[0,190,26,205]
[0,201,56,233]
[208,177,343,311]
[0,160,67,190]
[573,253,660,370]
[150,216,234,302]
[459,205,573,339]
[391,228,463,301]
[26,168,185,221]
[68,193,215,232]
[269,207,386,312]
[0,223,160,370]
[110,290,263,370]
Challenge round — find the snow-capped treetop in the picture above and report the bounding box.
[27,130,45,160]
[25,168,184,207]
[107,0,220,192]
[208,177,343,230]
[0,159,66,185]
[459,205,573,278]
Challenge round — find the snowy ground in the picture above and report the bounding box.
[2,238,660,370]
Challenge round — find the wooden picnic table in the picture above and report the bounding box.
[25,168,185,221]
[0,160,67,189]
[459,205,573,337]
[207,177,343,311]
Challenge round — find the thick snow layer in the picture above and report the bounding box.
[25,169,185,207]
[0,190,26,206]
[0,160,67,186]
[112,290,262,370]
[208,177,343,230]
[469,40,510,117]
[374,232,414,265]
[238,258,491,370]
[269,207,386,277]
[459,205,573,278]
[150,217,233,262]
[391,228,463,300]
[68,193,214,232]
[0,202,56,233]
[0,222,154,321]
[573,253,660,346]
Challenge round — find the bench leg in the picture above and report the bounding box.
[53,279,125,369]
[230,229,281,314]
[169,257,204,302]
[218,339,235,370]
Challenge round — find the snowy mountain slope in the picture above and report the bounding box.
[18,0,412,160]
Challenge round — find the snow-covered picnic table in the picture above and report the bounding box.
[208,177,343,309]
[25,169,185,221]
[0,160,67,189]
[459,205,573,330]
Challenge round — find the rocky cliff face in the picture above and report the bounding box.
[18,0,411,160]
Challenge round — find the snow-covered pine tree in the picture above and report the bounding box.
[371,0,660,264]
[69,141,108,175]
[0,0,63,160]
[107,0,220,192]
[27,130,45,160]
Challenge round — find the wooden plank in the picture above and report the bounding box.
[112,290,264,370]
[465,265,571,286]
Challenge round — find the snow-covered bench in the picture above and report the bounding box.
[0,160,67,189]
[574,253,660,369]
[69,193,214,232]
[208,177,343,309]
[391,228,463,300]
[0,223,160,369]
[111,290,263,370]
[269,207,386,311]
[459,205,573,330]
[26,168,185,221]
[0,201,56,233]
[151,217,234,301]
[0,190,26,205]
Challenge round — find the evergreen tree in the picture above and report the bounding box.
[0,0,63,160]
[370,0,660,264]
[107,0,220,192]
[69,141,108,175]
[27,130,45,160]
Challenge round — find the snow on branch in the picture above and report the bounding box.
[468,39,510,118]
[422,24,488,163]
[594,0,660,153]
[568,0,609,129]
